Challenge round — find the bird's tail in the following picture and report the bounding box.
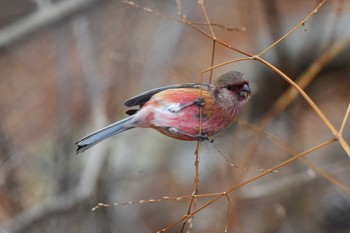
[75,115,134,154]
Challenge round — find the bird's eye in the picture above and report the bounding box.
[226,85,236,91]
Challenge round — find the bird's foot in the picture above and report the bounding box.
[197,133,214,142]
[167,127,213,142]
[193,97,205,107]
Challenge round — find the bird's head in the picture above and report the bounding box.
[214,71,251,106]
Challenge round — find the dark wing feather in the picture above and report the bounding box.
[123,83,212,107]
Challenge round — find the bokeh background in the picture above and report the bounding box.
[0,0,349,232]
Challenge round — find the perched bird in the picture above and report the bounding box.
[76,71,251,154]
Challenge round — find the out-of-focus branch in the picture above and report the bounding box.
[0,127,23,219]
[0,0,99,48]
[259,35,350,127]
[0,15,108,233]
[239,159,350,200]
[32,0,51,10]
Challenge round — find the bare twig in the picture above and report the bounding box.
[258,0,327,56]
[259,35,350,126]
[339,103,350,135]
[337,103,350,156]
[198,0,216,39]
[190,22,246,32]
[239,119,350,195]
[254,56,350,157]
[159,139,336,232]
[121,0,252,57]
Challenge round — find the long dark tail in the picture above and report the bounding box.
[75,116,134,154]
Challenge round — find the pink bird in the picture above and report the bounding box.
[76,71,251,154]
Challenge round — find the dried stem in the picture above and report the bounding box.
[160,139,336,231]
[259,35,350,127]
[258,0,327,57]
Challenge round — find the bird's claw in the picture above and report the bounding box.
[194,97,205,107]
[167,127,213,142]
[197,133,214,142]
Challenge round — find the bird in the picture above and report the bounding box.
[76,71,251,154]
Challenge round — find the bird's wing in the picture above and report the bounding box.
[124,83,212,107]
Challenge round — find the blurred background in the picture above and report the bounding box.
[0,0,349,232]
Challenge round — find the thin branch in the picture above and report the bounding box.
[198,0,216,39]
[209,40,216,83]
[239,119,350,195]
[190,22,246,32]
[259,35,350,127]
[121,0,252,57]
[254,56,338,135]
[339,103,350,135]
[258,0,327,57]
[159,139,336,232]
[336,103,350,157]
[176,0,182,18]
[254,56,350,157]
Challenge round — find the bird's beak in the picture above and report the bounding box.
[239,84,251,98]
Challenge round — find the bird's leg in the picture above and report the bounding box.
[167,97,205,113]
[167,127,214,142]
